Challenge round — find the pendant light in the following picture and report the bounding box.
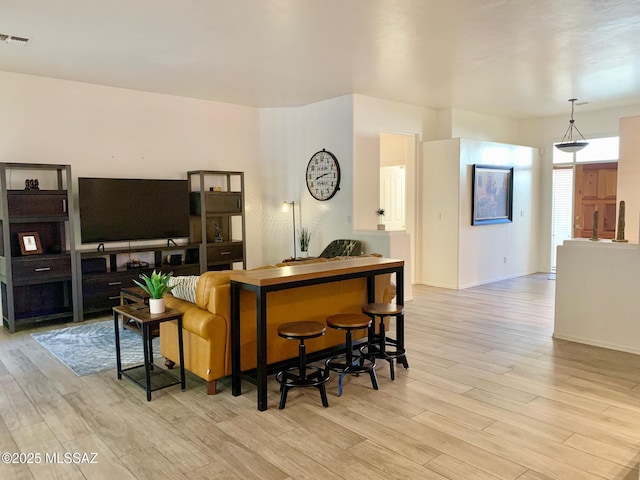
[555,98,588,153]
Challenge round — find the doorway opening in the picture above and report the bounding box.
[379,132,414,231]
[550,136,619,270]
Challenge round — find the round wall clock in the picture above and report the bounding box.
[305,149,341,201]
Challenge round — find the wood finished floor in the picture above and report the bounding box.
[1,274,640,479]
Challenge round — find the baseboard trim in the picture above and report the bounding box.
[552,332,640,355]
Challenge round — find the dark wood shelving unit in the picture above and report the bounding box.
[0,163,78,332]
[188,170,246,271]
[77,243,201,319]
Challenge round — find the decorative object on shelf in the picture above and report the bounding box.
[471,164,514,225]
[590,210,600,241]
[133,270,175,314]
[126,259,150,269]
[24,179,39,190]
[281,200,297,259]
[165,254,183,265]
[376,208,386,231]
[298,227,311,255]
[18,231,43,255]
[555,99,589,153]
[613,200,628,242]
[214,223,223,243]
[305,149,341,201]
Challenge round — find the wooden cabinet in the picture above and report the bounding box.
[7,191,69,218]
[188,171,246,271]
[77,244,200,319]
[0,163,78,332]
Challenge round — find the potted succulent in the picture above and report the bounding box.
[298,227,311,256]
[375,208,386,230]
[133,270,175,314]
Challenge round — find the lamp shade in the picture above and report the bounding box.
[555,141,588,153]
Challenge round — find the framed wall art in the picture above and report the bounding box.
[18,232,43,255]
[471,165,513,225]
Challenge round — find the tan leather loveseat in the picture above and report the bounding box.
[159,255,395,394]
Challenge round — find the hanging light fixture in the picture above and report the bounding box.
[555,98,589,153]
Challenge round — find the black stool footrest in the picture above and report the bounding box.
[325,355,379,396]
[276,365,329,409]
[359,342,408,381]
[326,355,376,374]
[276,366,329,388]
[360,342,407,360]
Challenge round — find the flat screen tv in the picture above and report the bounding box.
[78,177,190,244]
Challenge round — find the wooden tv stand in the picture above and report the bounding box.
[77,243,200,320]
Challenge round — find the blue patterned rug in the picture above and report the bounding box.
[31,320,161,376]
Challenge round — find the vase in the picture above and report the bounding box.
[300,250,308,258]
[149,297,165,314]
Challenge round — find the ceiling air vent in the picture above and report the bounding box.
[0,34,30,45]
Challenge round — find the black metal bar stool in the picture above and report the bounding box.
[275,321,330,409]
[324,313,378,396]
[359,303,408,380]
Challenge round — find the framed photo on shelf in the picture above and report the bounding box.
[471,164,514,225]
[18,232,43,255]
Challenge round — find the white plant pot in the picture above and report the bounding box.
[149,297,165,314]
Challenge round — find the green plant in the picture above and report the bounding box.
[133,270,175,299]
[298,227,311,252]
[375,208,385,217]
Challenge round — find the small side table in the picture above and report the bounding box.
[120,286,158,337]
[120,286,150,305]
[112,304,186,401]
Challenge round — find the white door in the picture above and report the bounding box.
[380,166,406,230]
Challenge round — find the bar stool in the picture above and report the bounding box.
[324,313,378,396]
[275,321,330,409]
[359,303,408,380]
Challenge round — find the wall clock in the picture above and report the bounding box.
[305,149,341,201]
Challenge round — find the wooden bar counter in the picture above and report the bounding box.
[230,256,404,411]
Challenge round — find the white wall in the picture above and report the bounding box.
[618,115,640,242]
[450,109,526,146]
[259,95,354,264]
[555,239,640,354]
[421,138,539,289]
[352,95,437,289]
[0,71,264,266]
[353,95,437,231]
[458,139,539,288]
[421,139,460,288]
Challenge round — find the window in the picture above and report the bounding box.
[551,167,573,270]
[553,136,619,164]
[576,136,619,163]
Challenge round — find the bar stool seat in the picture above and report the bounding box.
[359,303,408,380]
[275,321,330,409]
[324,313,378,396]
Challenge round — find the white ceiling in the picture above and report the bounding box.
[2,0,640,119]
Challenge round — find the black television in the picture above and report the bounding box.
[78,177,190,244]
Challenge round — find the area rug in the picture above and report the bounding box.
[31,320,161,376]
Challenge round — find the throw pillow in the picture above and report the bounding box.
[168,275,199,304]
